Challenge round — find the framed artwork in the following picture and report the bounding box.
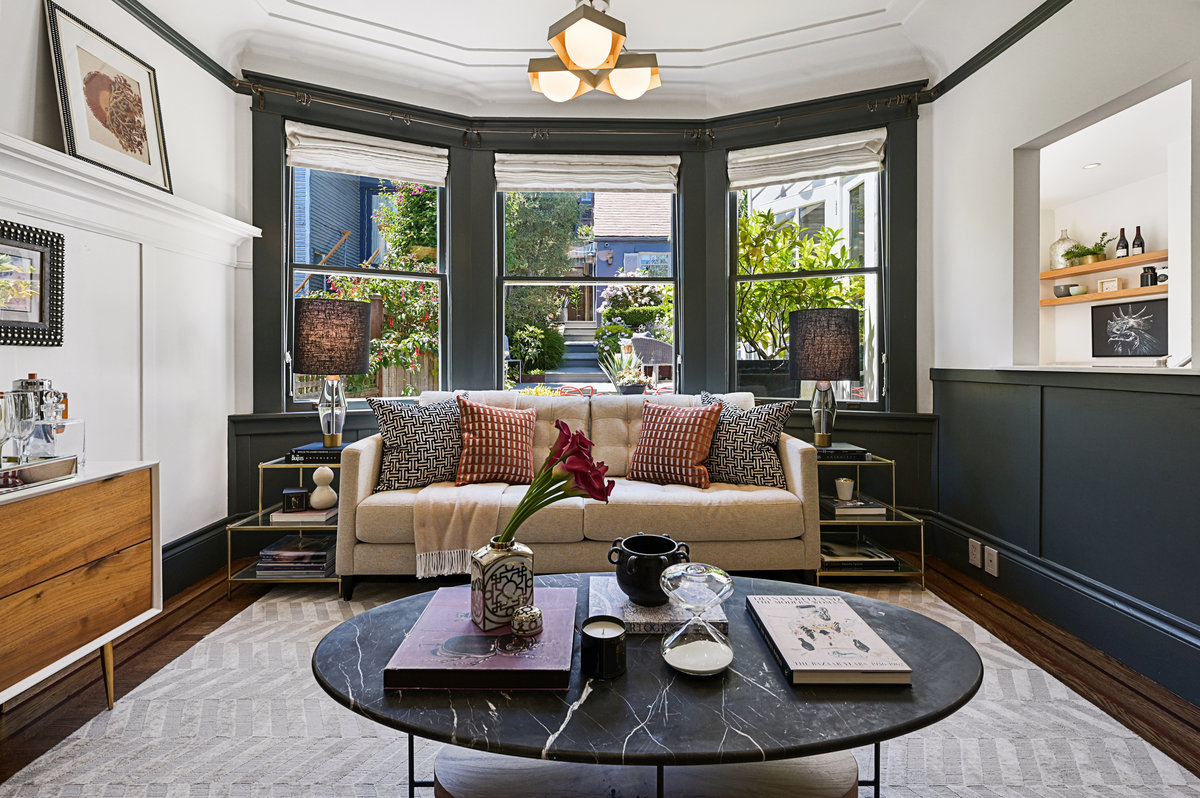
[1097,277,1120,293]
[1091,299,1168,358]
[0,220,66,347]
[44,1,172,192]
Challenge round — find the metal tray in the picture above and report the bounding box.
[0,455,79,496]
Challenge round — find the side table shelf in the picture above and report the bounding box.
[815,454,925,590]
[227,456,341,598]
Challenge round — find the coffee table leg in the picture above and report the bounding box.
[657,764,664,798]
[408,732,436,797]
[857,741,881,797]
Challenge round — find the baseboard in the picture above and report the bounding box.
[162,518,236,600]
[925,512,1200,709]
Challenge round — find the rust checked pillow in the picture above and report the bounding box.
[455,396,537,485]
[628,400,723,488]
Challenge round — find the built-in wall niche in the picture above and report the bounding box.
[1021,80,1192,369]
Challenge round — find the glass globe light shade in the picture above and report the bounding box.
[607,66,652,100]
[538,70,581,102]
[564,18,613,70]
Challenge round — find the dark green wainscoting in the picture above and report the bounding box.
[931,368,1200,708]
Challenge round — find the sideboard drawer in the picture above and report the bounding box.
[0,470,152,600]
[0,539,154,690]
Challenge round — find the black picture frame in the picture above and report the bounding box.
[44,0,172,193]
[0,220,65,347]
[1091,298,1168,358]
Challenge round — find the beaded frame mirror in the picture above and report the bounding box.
[0,220,65,347]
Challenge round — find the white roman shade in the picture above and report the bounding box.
[727,128,886,191]
[285,121,449,187]
[494,153,679,192]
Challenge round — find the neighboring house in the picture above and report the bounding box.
[292,167,388,295]
[746,174,879,268]
[580,192,674,327]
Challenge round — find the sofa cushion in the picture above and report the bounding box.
[456,397,536,485]
[591,392,755,477]
[583,478,803,543]
[421,391,590,470]
[355,486,422,544]
[499,486,586,544]
[628,401,722,488]
[368,396,462,491]
[701,391,794,489]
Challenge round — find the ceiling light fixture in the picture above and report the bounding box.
[1082,162,1102,169]
[530,0,660,102]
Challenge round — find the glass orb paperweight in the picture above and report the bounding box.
[659,563,734,676]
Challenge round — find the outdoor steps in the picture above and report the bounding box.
[562,321,597,343]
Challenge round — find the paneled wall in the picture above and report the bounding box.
[932,368,1200,706]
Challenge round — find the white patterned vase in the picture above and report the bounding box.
[470,537,534,631]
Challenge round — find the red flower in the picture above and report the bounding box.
[555,454,614,502]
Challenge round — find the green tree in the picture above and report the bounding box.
[503,192,584,340]
[736,210,863,360]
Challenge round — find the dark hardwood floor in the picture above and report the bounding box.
[2,557,1197,782]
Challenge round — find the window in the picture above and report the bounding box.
[501,191,676,392]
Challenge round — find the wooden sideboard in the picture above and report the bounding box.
[0,461,160,707]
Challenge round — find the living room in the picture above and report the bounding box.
[1,0,1198,794]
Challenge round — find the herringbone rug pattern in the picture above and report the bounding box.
[2,582,1197,797]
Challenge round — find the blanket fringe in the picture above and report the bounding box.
[416,548,472,578]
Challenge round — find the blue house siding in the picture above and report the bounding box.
[594,237,673,317]
[308,170,364,266]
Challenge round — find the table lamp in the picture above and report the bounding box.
[293,297,371,447]
[788,308,861,447]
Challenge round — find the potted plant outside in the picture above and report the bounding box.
[601,351,652,394]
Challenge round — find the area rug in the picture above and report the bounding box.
[2,581,1197,797]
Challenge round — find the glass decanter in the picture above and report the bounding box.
[659,562,734,676]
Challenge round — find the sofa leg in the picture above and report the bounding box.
[339,576,357,601]
[796,569,817,586]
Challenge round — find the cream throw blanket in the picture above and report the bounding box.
[413,482,506,577]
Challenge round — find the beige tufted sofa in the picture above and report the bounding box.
[335,391,819,596]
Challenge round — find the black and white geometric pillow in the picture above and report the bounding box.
[367,396,463,491]
[700,391,795,489]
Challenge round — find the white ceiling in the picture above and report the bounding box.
[139,0,1045,118]
[1040,82,1191,209]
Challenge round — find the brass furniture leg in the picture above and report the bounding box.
[101,642,114,710]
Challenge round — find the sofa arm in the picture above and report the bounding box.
[336,434,383,576]
[778,433,820,571]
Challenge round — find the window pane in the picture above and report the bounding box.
[848,182,866,266]
[502,190,675,393]
[733,275,878,402]
[291,171,441,399]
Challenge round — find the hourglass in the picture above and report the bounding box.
[659,562,734,676]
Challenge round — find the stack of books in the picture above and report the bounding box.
[256,534,336,578]
[814,442,871,462]
[288,443,345,464]
[820,535,899,571]
[820,495,888,516]
[269,505,337,524]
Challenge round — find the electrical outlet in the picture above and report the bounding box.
[984,546,999,577]
[968,539,983,568]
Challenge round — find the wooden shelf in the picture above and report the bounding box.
[1040,283,1167,307]
[1040,249,1167,280]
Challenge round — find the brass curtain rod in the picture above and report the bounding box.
[231,77,927,148]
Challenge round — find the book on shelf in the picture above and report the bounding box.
[255,561,336,578]
[820,536,899,571]
[384,586,576,690]
[745,595,911,685]
[820,495,888,516]
[588,576,727,634]
[814,442,871,462]
[259,534,336,563]
[269,506,337,524]
[288,442,345,463]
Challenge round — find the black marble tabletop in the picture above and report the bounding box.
[312,573,982,767]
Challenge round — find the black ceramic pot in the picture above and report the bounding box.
[607,533,691,606]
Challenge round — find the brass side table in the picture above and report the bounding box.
[815,453,925,589]
[225,456,340,598]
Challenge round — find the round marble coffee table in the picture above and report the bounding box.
[313,573,982,798]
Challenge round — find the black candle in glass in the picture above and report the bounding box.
[580,615,626,679]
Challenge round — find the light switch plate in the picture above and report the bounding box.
[968,539,983,568]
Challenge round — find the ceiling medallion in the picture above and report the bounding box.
[528,0,661,103]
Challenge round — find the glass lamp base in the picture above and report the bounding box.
[316,376,347,448]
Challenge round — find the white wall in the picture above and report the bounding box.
[921,0,1200,402]
[0,0,256,545]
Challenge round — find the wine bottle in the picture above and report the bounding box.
[1115,228,1129,258]
[1131,226,1144,256]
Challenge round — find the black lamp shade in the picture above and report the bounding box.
[293,297,372,375]
[788,308,861,381]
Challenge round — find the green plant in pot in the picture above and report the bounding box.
[1062,232,1114,266]
[600,351,651,393]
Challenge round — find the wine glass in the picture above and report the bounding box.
[0,392,9,465]
[5,391,38,465]
[659,562,735,676]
